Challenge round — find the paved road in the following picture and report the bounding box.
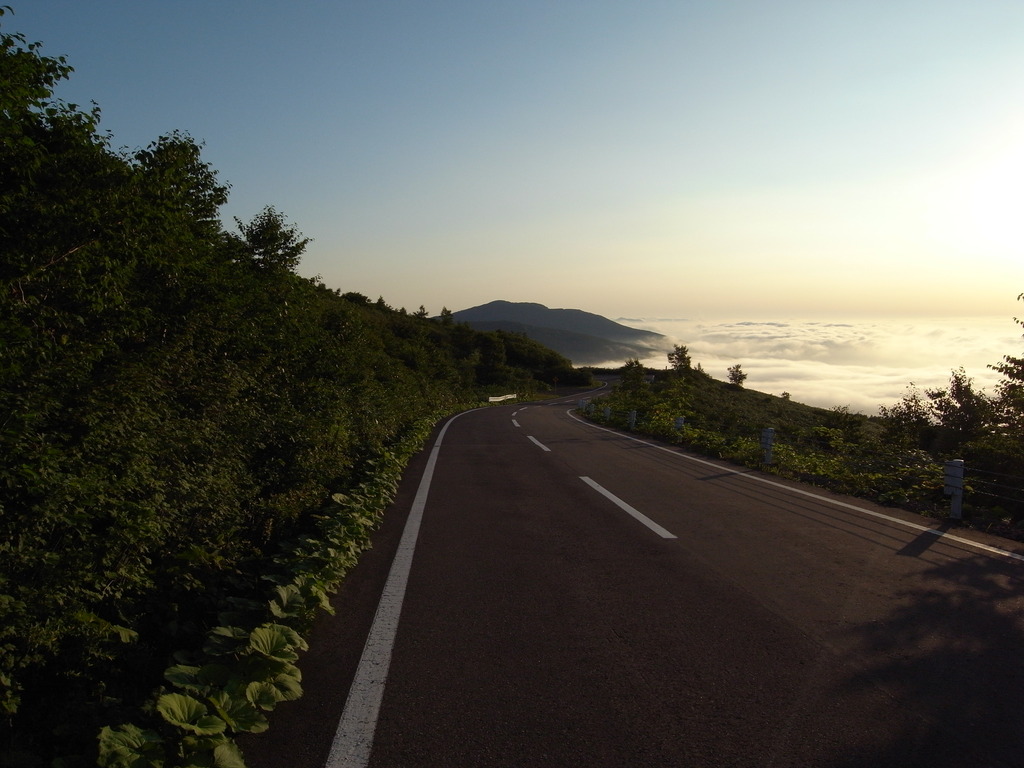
[242,393,1024,768]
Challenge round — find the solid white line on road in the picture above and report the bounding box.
[324,410,471,768]
[512,419,520,428]
[528,435,551,452]
[567,409,1024,563]
[580,476,678,539]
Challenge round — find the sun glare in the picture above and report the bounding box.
[941,138,1024,258]
[966,143,1024,251]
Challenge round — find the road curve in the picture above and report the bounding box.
[242,394,1024,768]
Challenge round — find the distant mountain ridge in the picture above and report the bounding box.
[449,300,670,366]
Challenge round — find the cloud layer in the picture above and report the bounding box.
[627,316,1019,415]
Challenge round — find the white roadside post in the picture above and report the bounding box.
[761,427,775,465]
[944,459,965,520]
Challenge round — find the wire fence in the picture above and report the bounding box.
[577,399,1024,523]
[968,467,1024,507]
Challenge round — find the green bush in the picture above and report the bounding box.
[0,14,589,765]
[583,364,953,518]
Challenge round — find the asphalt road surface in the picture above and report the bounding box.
[241,391,1024,768]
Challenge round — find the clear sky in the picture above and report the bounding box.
[10,1,1024,321]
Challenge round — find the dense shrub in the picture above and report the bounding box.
[0,14,589,765]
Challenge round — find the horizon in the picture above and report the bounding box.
[628,315,1014,413]
[9,1,1024,398]
[448,300,1017,415]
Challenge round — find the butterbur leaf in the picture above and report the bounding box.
[248,624,304,662]
[281,623,308,652]
[271,670,303,702]
[245,680,280,711]
[97,723,166,768]
[204,626,250,657]
[165,663,234,694]
[180,733,228,755]
[213,740,247,768]
[165,664,204,693]
[296,575,333,612]
[268,584,303,618]
[157,693,227,735]
[207,690,269,734]
[244,666,301,709]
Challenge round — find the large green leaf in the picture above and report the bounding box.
[244,681,279,712]
[156,693,226,736]
[270,670,303,702]
[243,666,302,710]
[164,662,234,693]
[204,626,250,658]
[96,723,166,768]
[267,584,304,619]
[212,740,247,768]
[207,690,269,734]
[247,624,305,662]
[164,664,204,693]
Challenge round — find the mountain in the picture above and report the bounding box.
[449,300,671,366]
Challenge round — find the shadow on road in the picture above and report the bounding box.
[825,553,1024,768]
[894,522,954,558]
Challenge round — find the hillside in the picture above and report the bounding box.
[450,300,671,365]
[0,25,594,766]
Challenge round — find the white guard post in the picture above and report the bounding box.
[760,427,775,465]
[943,459,965,520]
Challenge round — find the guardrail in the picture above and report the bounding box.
[488,394,517,403]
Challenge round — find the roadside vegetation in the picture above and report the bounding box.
[584,332,1024,537]
[5,10,1024,767]
[0,13,590,767]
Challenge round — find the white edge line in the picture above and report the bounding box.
[324,409,473,768]
[527,435,551,452]
[580,476,677,539]
[567,409,1024,563]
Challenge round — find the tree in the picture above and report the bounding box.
[234,205,309,274]
[727,364,747,387]
[925,368,993,449]
[991,293,1024,431]
[881,370,994,454]
[878,384,932,449]
[619,358,647,391]
[667,344,691,372]
[475,332,509,385]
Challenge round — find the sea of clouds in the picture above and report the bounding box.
[620,316,1021,415]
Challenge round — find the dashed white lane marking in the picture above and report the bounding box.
[527,435,551,452]
[325,410,472,768]
[512,419,520,428]
[567,409,1024,562]
[580,476,678,539]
